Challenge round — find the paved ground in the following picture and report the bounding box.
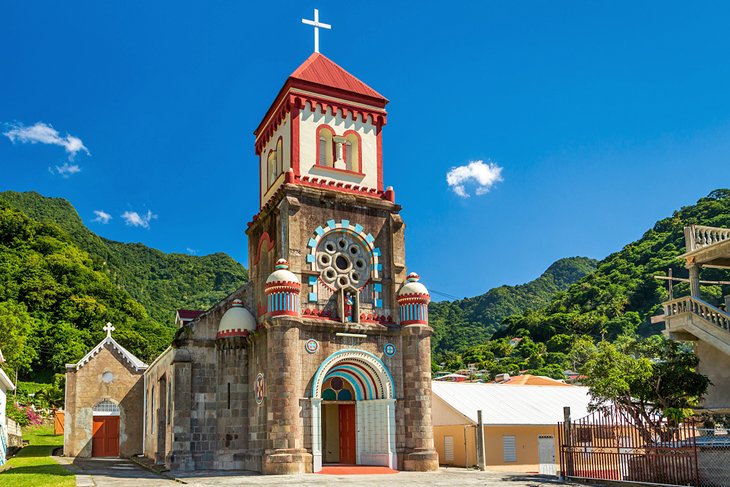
[180,468,573,487]
[55,458,583,487]
[55,457,174,486]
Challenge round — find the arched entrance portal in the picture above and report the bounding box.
[311,349,396,472]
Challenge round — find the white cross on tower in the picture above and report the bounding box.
[103,322,115,337]
[301,9,331,54]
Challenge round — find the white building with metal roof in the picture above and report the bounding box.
[431,381,592,474]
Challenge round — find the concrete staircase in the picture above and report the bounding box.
[664,296,730,355]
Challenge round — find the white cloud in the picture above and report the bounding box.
[3,122,90,159]
[446,160,503,198]
[52,162,82,178]
[121,210,157,229]
[92,210,112,224]
[186,248,198,255]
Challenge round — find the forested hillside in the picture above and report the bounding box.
[438,189,730,378]
[0,191,248,324]
[430,256,597,354]
[0,192,248,380]
[497,189,730,342]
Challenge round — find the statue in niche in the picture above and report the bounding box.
[339,287,359,324]
[344,293,354,322]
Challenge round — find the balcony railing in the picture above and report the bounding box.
[685,224,730,252]
[665,296,730,333]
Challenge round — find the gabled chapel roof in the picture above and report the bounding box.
[66,323,148,372]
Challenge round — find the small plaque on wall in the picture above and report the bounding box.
[254,373,265,405]
[305,338,319,354]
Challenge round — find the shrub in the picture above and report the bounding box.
[6,402,29,426]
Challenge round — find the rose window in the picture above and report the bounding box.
[316,232,371,290]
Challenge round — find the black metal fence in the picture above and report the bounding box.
[559,406,700,486]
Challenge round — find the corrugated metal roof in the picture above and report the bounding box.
[499,374,571,386]
[432,381,592,425]
[289,53,386,102]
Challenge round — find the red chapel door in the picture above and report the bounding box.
[339,404,356,464]
[92,416,120,457]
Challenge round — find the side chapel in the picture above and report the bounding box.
[140,52,439,474]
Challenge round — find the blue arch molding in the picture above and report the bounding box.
[305,220,383,308]
[311,349,395,400]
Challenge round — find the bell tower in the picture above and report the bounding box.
[246,52,438,474]
[253,52,391,209]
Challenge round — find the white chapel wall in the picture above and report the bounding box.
[298,105,378,189]
[260,113,292,205]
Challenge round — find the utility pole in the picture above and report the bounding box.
[476,410,486,470]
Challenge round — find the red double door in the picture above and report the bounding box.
[92,416,120,457]
[338,404,356,464]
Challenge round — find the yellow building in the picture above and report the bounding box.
[432,381,591,475]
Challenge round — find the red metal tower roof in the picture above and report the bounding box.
[289,53,387,103]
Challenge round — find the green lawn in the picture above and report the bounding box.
[0,424,75,487]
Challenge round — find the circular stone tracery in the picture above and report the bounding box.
[316,231,371,290]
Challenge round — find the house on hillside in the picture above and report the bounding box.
[0,348,17,466]
[663,224,730,409]
[175,309,204,328]
[431,381,591,474]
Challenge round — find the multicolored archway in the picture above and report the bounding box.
[310,349,397,472]
[311,349,394,400]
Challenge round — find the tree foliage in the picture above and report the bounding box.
[0,193,248,380]
[582,335,709,437]
[498,190,730,342]
[432,190,730,393]
[430,257,598,356]
[0,191,248,325]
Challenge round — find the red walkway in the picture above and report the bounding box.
[318,465,399,475]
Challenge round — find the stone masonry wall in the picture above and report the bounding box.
[64,345,144,458]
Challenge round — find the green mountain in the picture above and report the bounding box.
[0,191,248,325]
[432,189,730,380]
[0,191,248,379]
[430,256,598,355]
[497,189,730,343]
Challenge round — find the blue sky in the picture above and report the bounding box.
[2,1,730,300]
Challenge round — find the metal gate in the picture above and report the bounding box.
[559,406,699,486]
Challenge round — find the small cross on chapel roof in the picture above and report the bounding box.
[103,322,115,337]
[301,8,331,53]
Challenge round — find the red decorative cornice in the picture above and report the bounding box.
[216,329,252,339]
[247,178,393,228]
[254,91,387,156]
[397,293,431,305]
[269,309,299,317]
[264,282,302,294]
[303,307,338,321]
[401,319,428,326]
[359,313,395,325]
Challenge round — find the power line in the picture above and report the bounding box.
[429,289,461,301]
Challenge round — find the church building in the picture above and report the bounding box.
[138,51,439,474]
